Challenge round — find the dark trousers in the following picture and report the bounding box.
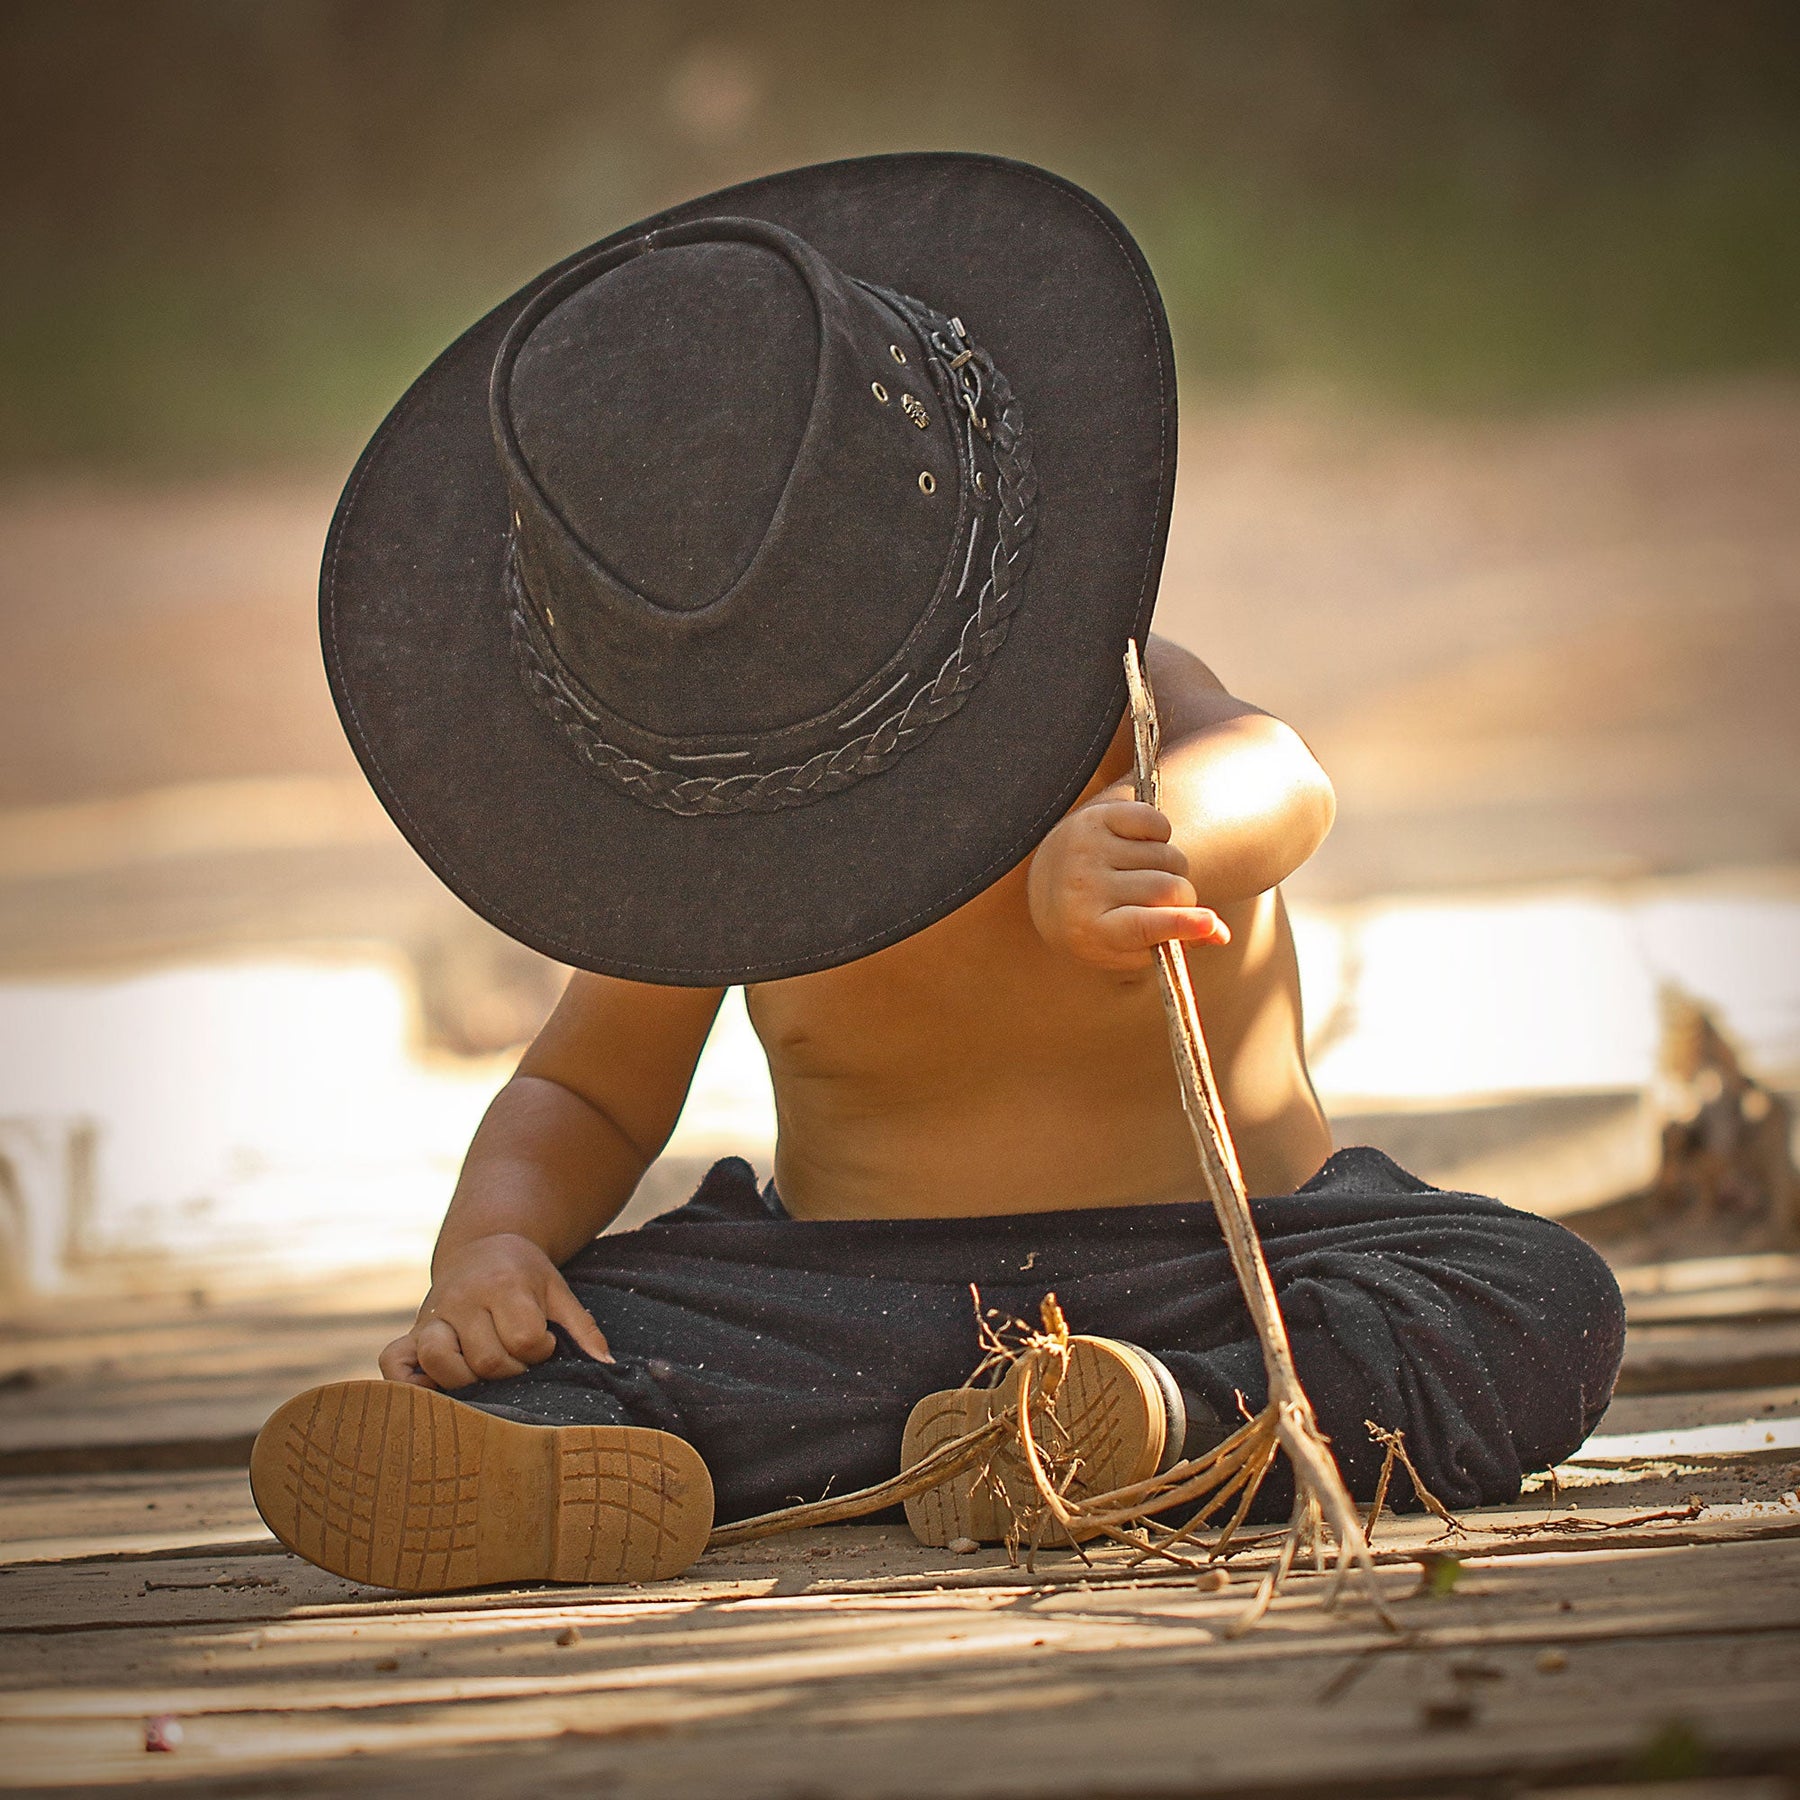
[464,1147,1626,1525]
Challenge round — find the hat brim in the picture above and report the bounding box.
[322,153,1176,985]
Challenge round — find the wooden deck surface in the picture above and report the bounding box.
[2,1257,1798,1797]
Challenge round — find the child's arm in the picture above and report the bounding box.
[379,974,725,1390]
[1027,634,1335,969]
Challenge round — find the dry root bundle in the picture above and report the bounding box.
[713,643,1393,1633]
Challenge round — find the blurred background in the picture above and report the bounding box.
[2,0,1797,1316]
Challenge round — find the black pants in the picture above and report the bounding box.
[465,1147,1626,1525]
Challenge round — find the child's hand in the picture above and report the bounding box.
[377,1232,614,1390]
[1027,798,1231,971]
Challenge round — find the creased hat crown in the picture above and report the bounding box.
[508,236,817,612]
[490,215,1036,814]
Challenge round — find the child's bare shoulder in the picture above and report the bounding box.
[1143,633,1275,734]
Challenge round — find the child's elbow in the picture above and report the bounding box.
[1306,757,1337,856]
[1277,722,1336,864]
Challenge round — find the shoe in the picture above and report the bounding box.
[250,1380,713,1593]
[900,1335,1187,1548]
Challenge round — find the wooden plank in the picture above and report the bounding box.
[11,1641,1797,1798]
[0,1469,272,1567]
[0,1304,405,1465]
[0,1555,353,1634]
[1570,1417,1800,1464]
[1615,1253,1800,1298]
[1,1537,1796,1794]
[1616,1319,1800,1395]
[1626,1284,1800,1328]
[1595,1383,1800,1436]
[5,1503,1797,1638]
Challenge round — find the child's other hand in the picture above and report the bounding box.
[378,1233,614,1390]
[1027,798,1231,971]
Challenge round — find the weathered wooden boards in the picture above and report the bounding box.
[0,1469,271,1568]
[1619,1251,1800,1325]
[3,1528,1799,1794]
[0,1296,410,1472]
[7,1495,1798,1631]
[1,1251,1798,1794]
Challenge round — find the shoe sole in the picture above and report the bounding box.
[250,1381,713,1592]
[901,1336,1167,1548]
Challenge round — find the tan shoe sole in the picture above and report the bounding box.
[901,1335,1169,1548]
[250,1380,713,1592]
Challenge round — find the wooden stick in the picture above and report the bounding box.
[707,1413,1011,1547]
[696,652,1388,1628]
[1123,640,1390,1626]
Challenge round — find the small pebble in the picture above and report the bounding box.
[143,1716,183,1753]
[1451,1658,1503,1683]
[948,1536,981,1555]
[1196,1568,1230,1591]
[1421,1695,1475,1730]
[556,1626,582,1647]
[1536,1648,1568,1673]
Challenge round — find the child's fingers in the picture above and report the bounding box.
[377,1333,439,1388]
[490,1291,558,1365]
[1091,799,1172,842]
[456,1311,531,1382]
[413,1318,479,1390]
[1105,904,1230,953]
[1102,868,1199,911]
[1104,835,1190,876]
[546,1274,615,1363]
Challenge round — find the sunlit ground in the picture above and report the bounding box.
[2,870,1793,1297]
[1296,869,1800,1101]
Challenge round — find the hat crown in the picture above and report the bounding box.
[507,236,816,613]
[491,215,1033,812]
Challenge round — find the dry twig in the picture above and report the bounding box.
[708,1412,1013,1547]
[705,645,1394,1633]
[1117,640,1393,1631]
[1364,1420,1465,1534]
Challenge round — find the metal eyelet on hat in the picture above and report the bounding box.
[871,381,889,403]
[918,470,935,495]
[889,344,907,364]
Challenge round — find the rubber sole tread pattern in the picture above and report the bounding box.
[250,1380,713,1593]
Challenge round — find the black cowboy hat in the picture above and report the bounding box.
[322,153,1176,985]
